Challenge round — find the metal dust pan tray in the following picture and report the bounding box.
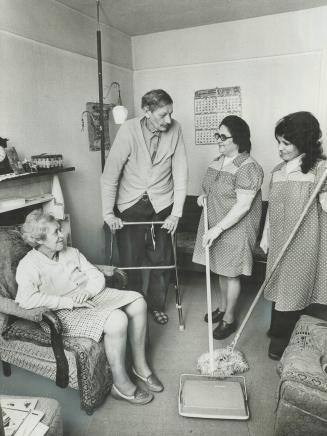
[178,374,249,420]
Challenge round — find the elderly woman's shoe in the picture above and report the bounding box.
[111,384,154,405]
[132,367,164,392]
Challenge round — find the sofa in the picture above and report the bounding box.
[275,315,327,435]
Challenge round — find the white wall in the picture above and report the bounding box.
[0,0,132,69]
[0,0,134,264]
[3,2,327,262]
[132,7,327,198]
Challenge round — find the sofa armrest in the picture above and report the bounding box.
[278,315,327,394]
[42,312,68,388]
[1,299,69,389]
[96,264,115,276]
[0,295,49,322]
[96,265,128,289]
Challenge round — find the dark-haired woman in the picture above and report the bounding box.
[193,115,264,339]
[260,111,327,359]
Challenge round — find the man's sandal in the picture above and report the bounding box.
[152,311,168,325]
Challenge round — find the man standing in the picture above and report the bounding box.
[101,89,188,325]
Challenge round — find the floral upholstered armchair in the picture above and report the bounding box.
[275,315,327,436]
[0,227,127,415]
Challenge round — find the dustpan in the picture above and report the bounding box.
[179,374,249,419]
[179,198,249,420]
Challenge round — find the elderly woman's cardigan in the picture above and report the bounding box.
[15,247,105,310]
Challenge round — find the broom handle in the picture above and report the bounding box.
[203,197,215,374]
[230,165,327,351]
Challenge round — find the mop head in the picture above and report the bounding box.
[197,346,249,378]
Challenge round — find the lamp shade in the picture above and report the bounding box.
[112,105,128,124]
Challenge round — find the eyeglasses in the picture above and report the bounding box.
[214,133,233,142]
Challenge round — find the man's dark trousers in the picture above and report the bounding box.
[116,195,173,312]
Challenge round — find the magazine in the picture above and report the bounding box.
[1,399,37,412]
[1,398,49,436]
[1,408,10,426]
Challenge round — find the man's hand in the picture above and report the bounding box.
[161,214,179,234]
[107,215,124,233]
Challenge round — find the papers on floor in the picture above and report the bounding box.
[1,398,49,436]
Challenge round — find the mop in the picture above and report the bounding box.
[178,198,249,419]
[198,165,327,378]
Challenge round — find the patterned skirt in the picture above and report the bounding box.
[44,288,142,342]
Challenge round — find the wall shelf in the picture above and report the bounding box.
[0,167,75,224]
[0,167,75,184]
[0,193,54,214]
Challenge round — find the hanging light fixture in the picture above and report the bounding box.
[104,81,128,125]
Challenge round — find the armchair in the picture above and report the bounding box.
[275,315,327,435]
[0,228,127,415]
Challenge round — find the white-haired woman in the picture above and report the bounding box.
[15,210,163,405]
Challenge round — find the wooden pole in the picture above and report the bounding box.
[203,198,215,374]
[96,0,105,172]
[230,165,327,352]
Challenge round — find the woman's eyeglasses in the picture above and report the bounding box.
[214,133,233,142]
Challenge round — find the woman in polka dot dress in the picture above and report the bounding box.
[193,116,264,340]
[260,111,327,360]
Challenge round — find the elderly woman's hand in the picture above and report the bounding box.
[202,226,224,248]
[72,291,92,304]
[73,301,95,309]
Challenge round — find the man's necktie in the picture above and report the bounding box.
[149,132,160,163]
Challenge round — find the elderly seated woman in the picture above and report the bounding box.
[15,210,163,405]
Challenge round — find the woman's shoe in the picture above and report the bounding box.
[132,367,164,392]
[213,320,236,340]
[111,384,154,405]
[204,308,225,324]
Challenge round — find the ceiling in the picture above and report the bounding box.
[56,0,327,36]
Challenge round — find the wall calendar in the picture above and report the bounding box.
[194,86,242,145]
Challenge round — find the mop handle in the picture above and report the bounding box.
[230,165,327,351]
[203,197,215,374]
